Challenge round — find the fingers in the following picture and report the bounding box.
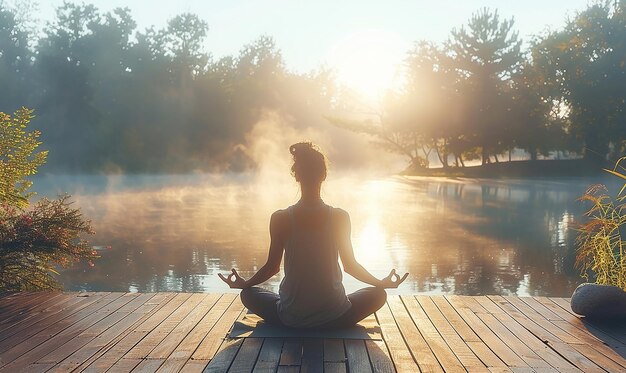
[398,272,409,284]
[217,273,232,287]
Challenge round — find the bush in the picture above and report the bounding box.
[0,108,96,291]
[576,157,626,291]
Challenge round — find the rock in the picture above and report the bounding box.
[570,283,626,319]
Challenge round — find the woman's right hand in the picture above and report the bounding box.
[379,269,409,288]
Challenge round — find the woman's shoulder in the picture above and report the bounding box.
[329,206,350,221]
[271,208,290,220]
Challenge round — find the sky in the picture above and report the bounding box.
[36,0,592,98]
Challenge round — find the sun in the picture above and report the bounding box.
[328,29,409,103]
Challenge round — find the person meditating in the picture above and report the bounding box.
[218,142,408,328]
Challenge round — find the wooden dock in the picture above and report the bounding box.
[0,292,624,372]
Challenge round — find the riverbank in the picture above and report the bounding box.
[403,159,608,178]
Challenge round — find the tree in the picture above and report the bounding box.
[0,2,32,112]
[0,108,46,207]
[447,8,523,164]
[162,13,209,83]
[0,108,96,291]
[533,1,626,162]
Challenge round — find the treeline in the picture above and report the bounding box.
[1,2,624,173]
[334,3,625,169]
[0,2,338,172]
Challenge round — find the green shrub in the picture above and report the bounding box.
[576,157,626,291]
[0,108,96,291]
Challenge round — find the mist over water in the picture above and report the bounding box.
[32,172,614,296]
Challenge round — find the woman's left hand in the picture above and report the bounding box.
[218,268,248,289]
[379,269,409,288]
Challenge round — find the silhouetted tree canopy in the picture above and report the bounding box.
[0,1,624,173]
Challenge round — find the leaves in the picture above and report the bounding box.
[576,164,626,291]
[0,108,96,291]
[0,108,48,208]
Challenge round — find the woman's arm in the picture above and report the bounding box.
[218,210,286,289]
[336,209,408,288]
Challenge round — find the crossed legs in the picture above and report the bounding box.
[240,286,387,328]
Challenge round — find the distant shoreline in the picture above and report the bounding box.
[401,159,608,178]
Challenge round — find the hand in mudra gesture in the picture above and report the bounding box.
[379,269,409,288]
[218,268,247,289]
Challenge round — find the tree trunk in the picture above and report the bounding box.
[482,147,488,165]
[494,154,499,163]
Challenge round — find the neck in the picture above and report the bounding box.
[299,182,321,202]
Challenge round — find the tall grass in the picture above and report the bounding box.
[576,157,626,291]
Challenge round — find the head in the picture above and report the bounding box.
[289,142,327,187]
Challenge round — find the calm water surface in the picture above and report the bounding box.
[32,173,615,296]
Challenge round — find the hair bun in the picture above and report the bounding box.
[290,142,313,156]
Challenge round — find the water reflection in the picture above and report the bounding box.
[32,174,615,296]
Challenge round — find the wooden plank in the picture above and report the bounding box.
[446,295,528,368]
[154,358,186,373]
[535,297,626,348]
[416,295,489,370]
[131,358,165,372]
[149,293,220,359]
[323,362,346,373]
[46,293,165,372]
[433,296,504,369]
[570,343,626,372]
[37,293,154,365]
[0,292,108,353]
[345,339,373,373]
[0,292,125,369]
[497,296,626,369]
[431,296,480,342]
[79,293,183,373]
[124,292,201,360]
[191,295,245,360]
[107,357,142,371]
[253,338,283,373]
[300,338,323,373]
[229,337,263,373]
[57,293,167,369]
[277,366,301,373]
[489,296,582,345]
[202,338,243,373]
[179,359,209,373]
[473,311,552,369]
[518,297,562,321]
[323,339,345,363]
[0,292,55,320]
[72,293,174,372]
[550,298,578,316]
[168,293,235,360]
[279,339,302,367]
[479,298,581,371]
[505,298,624,348]
[6,293,134,369]
[0,292,67,332]
[365,339,395,373]
[402,295,464,372]
[387,296,443,372]
[375,302,419,372]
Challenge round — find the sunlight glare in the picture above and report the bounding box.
[328,29,409,103]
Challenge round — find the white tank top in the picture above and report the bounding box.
[276,203,351,327]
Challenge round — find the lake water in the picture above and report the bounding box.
[32,173,618,296]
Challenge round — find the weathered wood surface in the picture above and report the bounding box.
[0,292,623,372]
